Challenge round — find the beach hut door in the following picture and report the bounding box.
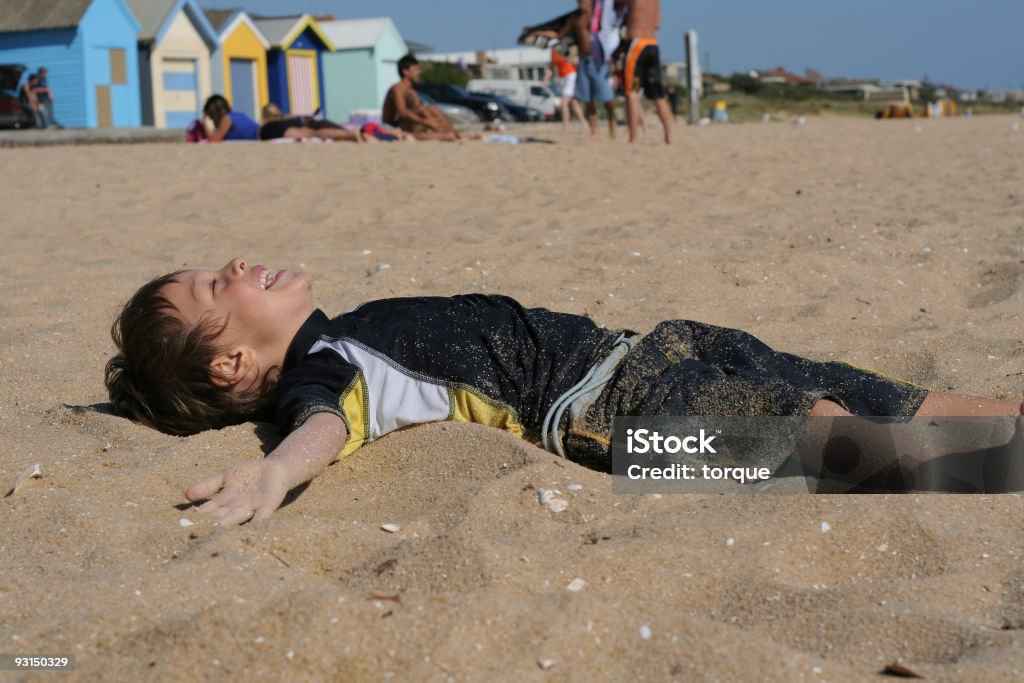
[230,59,258,120]
[286,53,317,115]
[95,85,112,127]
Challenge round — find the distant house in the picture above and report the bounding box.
[422,47,551,81]
[755,67,811,86]
[0,0,142,128]
[205,9,269,121]
[254,14,334,116]
[318,18,407,123]
[126,0,216,129]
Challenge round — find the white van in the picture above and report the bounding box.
[466,79,559,118]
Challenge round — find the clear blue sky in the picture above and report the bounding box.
[205,1,1023,91]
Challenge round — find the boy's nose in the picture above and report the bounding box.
[225,258,246,276]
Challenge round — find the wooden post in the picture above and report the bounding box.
[685,31,701,125]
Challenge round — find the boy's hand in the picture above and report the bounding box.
[185,460,291,526]
[183,413,348,526]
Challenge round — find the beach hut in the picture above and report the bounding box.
[204,9,269,122]
[254,15,334,117]
[318,18,407,124]
[0,0,142,128]
[125,0,217,129]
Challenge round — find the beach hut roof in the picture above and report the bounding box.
[124,0,216,46]
[204,9,269,49]
[253,14,335,51]
[0,0,138,34]
[317,18,401,51]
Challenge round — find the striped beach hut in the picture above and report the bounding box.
[204,9,269,122]
[0,0,142,128]
[254,14,334,117]
[126,0,217,129]
[318,18,407,124]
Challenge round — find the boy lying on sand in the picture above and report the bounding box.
[105,259,1023,525]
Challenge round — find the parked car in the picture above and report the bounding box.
[468,91,543,122]
[466,79,559,118]
[416,91,480,127]
[0,64,35,129]
[414,83,509,122]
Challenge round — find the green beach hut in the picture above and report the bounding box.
[318,18,408,124]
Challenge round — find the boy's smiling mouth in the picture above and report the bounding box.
[256,266,285,290]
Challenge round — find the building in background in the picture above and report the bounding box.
[318,17,407,123]
[254,14,334,116]
[126,0,216,129]
[421,47,551,82]
[205,9,269,121]
[0,0,142,128]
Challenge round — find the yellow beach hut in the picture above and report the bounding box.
[204,9,269,121]
[126,0,216,129]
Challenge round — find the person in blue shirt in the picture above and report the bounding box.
[203,95,260,142]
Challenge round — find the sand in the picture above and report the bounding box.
[2,115,1023,681]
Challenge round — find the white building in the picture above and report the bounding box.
[420,46,552,81]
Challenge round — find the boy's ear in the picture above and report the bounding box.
[209,347,258,389]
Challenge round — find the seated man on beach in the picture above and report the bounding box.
[382,54,473,141]
[105,257,1024,525]
[619,0,673,144]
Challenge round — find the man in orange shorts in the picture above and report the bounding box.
[621,0,672,144]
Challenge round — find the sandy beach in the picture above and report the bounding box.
[2,114,1023,681]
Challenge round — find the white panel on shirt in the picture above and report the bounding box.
[308,338,452,443]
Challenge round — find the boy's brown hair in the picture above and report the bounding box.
[105,272,277,435]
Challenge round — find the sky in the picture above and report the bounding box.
[205,1,1024,91]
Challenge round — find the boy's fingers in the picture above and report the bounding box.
[214,505,255,527]
[185,473,226,502]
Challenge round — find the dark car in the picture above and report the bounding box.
[0,64,35,129]
[414,83,509,122]
[468,91,544,122]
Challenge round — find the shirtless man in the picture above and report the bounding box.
[382,54,466,141]
[556,0,618,140]
[622,0,672,144]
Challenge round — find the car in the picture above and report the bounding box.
[0,64,35,129]
[468,91,544,122]
[466,79,560,118]
[416,91,480,127]
[414,83,510,122]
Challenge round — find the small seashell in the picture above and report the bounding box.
[376,263,392,272]
[180,518,194,527]
[547,498,569,513]
[380,523,400,533]
[821,522,831,533]
[640,625,652,640]
[538,659,556,671]
[567,578,586,592]
[566,483,583,491]
[6,463,43,497]
[726,537,735,546]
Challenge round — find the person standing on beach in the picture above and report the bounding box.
[543,49,588,134]
[20,74,44,129]
[33,66,56,128]
[621,0,673,144]
[558,0,619,140]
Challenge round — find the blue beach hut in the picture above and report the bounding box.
[253,15,334,117]
[0,0,142,128]
[318,18,408,124]
[125,0,217,129]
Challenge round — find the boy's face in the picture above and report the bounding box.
[162,258,314,354]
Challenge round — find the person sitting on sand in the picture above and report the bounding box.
[104,258,1024,525]
[382,54,476,141]
[203,95,259,142]
[258,103,370,143]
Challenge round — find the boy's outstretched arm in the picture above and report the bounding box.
[184,412,347,526]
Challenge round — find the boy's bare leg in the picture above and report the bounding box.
[627,92,642,143]
[604,101,617,139]
[653,97,673,144]
[585,101,599,139]
[800,396,1024,492]
[571,98,587,131]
